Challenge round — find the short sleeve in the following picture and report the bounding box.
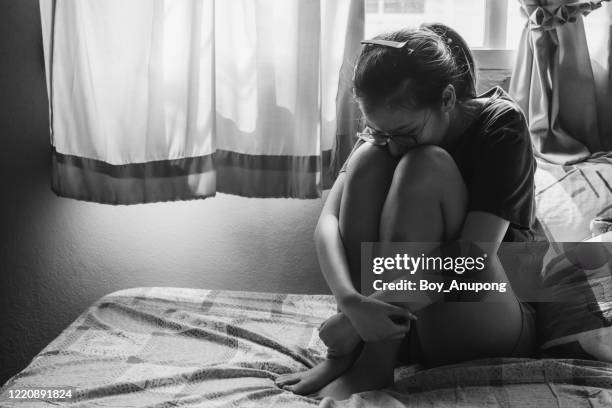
[338,138,366,173]
[468,104,536,229]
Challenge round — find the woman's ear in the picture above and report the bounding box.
[440,84,456,112]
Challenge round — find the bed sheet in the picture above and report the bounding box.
[1,287,611,407]
[535,152,612,242]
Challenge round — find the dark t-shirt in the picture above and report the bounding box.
[339,86,546,243]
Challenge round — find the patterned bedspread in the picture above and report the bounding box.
[535,152,612,242]
[1,287,611,407]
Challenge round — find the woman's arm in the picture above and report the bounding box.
[318,209,512,352]
[314,173,359,307]
[315,173,413,344]
[459,211,509,247]
[315,173,424,307]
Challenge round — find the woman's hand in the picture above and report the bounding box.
[318,312,362,356]
[340,293,416,342]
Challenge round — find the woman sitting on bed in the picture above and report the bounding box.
[276,23,547,400]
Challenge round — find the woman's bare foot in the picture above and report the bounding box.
[275,345,362,395]
[312,339,399,401]
[319,312,362,356]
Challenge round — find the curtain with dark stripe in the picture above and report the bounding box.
[40,0,364,204]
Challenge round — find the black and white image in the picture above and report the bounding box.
[1,0,612,406]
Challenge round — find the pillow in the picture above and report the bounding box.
[536,242,612,362]
[535,153,612,242]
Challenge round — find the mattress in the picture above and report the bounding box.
[1,287,611,407]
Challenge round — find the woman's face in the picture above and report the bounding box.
[361,104,450,157]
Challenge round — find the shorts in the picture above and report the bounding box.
[398,301,537,366]
[509,302,537,357]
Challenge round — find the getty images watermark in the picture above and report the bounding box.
[359,241,611,303]
[367,246,509,298]
[370,251,507,294]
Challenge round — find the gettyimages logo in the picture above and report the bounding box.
[362,241,612,303]
[372,253,488,275]
[361,242,512,302]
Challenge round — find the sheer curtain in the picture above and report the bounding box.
[39,0,363,204]
[509,0,610,165]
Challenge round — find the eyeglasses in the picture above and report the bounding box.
[356,110,432,148]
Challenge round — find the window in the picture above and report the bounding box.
[365,0,525,69]
[384,0,426,14]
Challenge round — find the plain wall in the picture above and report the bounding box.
[0,0,330,385]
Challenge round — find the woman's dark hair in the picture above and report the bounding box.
[353,23,477,112]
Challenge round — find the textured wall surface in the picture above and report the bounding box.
[0,0,329,385]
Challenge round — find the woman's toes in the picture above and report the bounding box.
[275,373,300,386]
[282,384,298,393]
[306,391,324,400]
[284,382,309,395]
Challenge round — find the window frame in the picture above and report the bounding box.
[365,0,519,70]
[472,0,516,70]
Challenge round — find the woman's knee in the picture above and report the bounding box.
[344,143,398,183]
[392,145,463,195]
[381,145,468,241]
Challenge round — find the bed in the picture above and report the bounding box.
[0,287,611,407]
[534,152,612,242]
[2,156,612,407]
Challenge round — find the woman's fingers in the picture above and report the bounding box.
[388,332,408,341]
[392,318,411,332]
[363,315,411,342]
[367,323,409,342]
[384,302,418,321]
[391,319,410,334]
[397,308,418,321]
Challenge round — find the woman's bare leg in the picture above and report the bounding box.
[318,146,528,400]
[338,143,400,289]
[276,143,398,395]
[316,146,472,400]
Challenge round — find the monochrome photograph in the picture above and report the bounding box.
[1,0,611,406]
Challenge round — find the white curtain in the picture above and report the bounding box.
[508,0,610,164]
[584,0,612,153]
[40,0,364,204]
